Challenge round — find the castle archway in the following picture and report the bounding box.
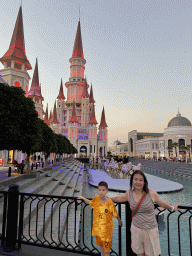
[80,145,87,158]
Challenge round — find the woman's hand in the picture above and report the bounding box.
[118,219,123,227]
[172,204,179,211]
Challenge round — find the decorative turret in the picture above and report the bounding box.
[50,101,59,124]
[89,83,95,103]
[44,104,50,126]
[28,58,44,119]
[0,6,32,70]
[69,101,78,123]
[89,105,97,125]
[57,79,65,100]
[99,107,108,129]
[81,78,89,98]
[0,6,31,93]
[28,59,44,101]
[56,79,66,124]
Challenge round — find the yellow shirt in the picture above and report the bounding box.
[90,195,118,242]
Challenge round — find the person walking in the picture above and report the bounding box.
[111,170,178,256]
[78,181,122,256]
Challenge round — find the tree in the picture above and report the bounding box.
[32,118,57,167]
[0,83,39,172]
[179,145,187,162]
[166,145,173,158]
[171,142,179,158]
[186,144,192,162]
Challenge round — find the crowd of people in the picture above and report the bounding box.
[99,157,142,179]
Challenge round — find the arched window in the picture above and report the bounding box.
[14,81,20,87]
[168,139,172,147]
[179,139,185,148]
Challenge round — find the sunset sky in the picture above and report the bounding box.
[0,0,191,146]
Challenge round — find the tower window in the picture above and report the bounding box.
[14,81,20,87]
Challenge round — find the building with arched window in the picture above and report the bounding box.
[128,111,192,161]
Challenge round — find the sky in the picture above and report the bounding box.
[0,0,191,147]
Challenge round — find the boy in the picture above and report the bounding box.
[78,181,122,256]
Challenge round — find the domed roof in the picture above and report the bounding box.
[168,111,191,127]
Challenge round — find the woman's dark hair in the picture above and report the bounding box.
[130,170,149,193]
[98,181,108,189]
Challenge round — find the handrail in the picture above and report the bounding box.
[0,190,192,256]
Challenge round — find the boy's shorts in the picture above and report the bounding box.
[95,236,112,252]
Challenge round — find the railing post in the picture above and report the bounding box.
[125,202,136,256]
[4,184,19,251]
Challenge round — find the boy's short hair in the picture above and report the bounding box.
[98,181,108,189]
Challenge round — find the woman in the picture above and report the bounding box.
[111,170,178,256]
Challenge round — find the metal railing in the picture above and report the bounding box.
[0,188,192,255]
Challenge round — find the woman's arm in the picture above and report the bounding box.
[152,191,178,211]
[111,190,129,203]
[77,195,91,205]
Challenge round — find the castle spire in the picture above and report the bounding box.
[89,83,95,103]
[69,101,78,123]
[44,103,50,125]
[99,106,108,129]
[57,79,65,100]
[0,6,32,70]
[28,58,44,100]
[72,20,84,58]
[89,105,97,124]
[50,101,59,124]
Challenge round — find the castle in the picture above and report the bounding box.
[0,6,108,160]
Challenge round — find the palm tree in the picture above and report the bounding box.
[172,142,179,158]
[186,144,192,162]
[166,145,173,158]
[179,145,188,162]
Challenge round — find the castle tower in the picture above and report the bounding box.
[28,58,44,119]
[65,20,87,103]
[98,107,108,157]
[56,79,66,125]
[0,6,32,94]
[68,101,78,148]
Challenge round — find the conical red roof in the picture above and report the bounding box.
[69,101,78,123]
[50,101,59,124]
[89,105,97,124]
[57,79,65,100]
[0,6,32,70]
[89,83,95,103]
[44,104,50,125]
[72,21,84,58]
[81,78,89,98]
[28,59,44,100]
[99,107,108,129]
